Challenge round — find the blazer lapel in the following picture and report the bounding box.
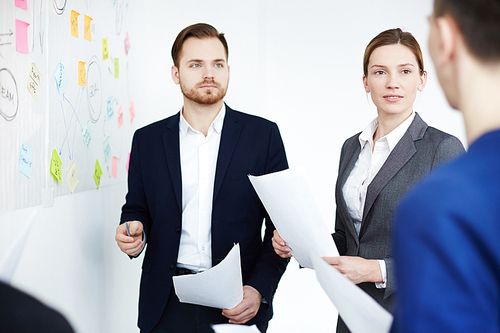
[337,138,362,244]
[162,113,182,212]
[360,113,428,235]
[213,105,241,202]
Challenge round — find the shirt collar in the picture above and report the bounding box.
[359,112,415,152]
[179,104,226,137]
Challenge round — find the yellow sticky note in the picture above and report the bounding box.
[84,15,92,41]
[78,61,86,86]
[50,149,62,184]
[114,58,119,78]
[67,160,79,193]
[102,37,109,60]
[27,62,42,101]
[70,10,80,38]
[94,159,103,189]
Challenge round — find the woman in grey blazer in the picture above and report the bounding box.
[273,28,464,333]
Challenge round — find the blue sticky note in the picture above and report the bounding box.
[19,141,33,178]
[103,137,111,163]
[82,121,92,151]
[54,60,68,94]
[107,96,114,119]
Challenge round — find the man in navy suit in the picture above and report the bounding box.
[115,23,288,333]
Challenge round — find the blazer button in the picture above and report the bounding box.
[170,263,175,270]
[175,226,181,233]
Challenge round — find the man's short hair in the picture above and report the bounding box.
[171,23,228,67]
[434,0,500,62]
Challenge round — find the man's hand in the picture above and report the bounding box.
[272,230,292,258]
[322,256,383,285]
[222,285,262,324]
[115,220,144,257]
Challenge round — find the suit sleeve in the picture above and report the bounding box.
[120,131,153,247]
[245,122,289,306]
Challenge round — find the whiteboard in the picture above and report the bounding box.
[0,0,136,213]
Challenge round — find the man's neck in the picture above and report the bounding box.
[182,99,224,136]
[458,58,500,144]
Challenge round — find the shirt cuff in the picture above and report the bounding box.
[375,259,387,289]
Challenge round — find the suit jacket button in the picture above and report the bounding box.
[175,226,181,233]
[170,263,175,269]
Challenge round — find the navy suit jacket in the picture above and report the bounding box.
[121,104,289,332]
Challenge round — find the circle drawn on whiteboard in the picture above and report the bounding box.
[0,68,19,122]
[52,0,68,15]
[87,56,102,123]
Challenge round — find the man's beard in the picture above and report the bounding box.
[180,79,228,105]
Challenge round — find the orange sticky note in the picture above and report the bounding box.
[129,101,135,124]
[112,156,118,179]
[15,20,29,54]
[78,61,86,86]
[71,10,80,38]
[84,15,92,41]
[102,38,109,60]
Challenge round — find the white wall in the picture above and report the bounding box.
[0,1,465,332]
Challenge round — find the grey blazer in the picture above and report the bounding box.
[332,113,464,333]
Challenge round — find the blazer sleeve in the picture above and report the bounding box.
[384,134,465,299]
[245,122,289,306]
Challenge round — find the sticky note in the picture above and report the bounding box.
[107,96,114,119]
[50,149,62,184]
[129,101,135,124]
[15,20,29,54]
[54,61,68,94]
[78,61,86,86]
[103,38,109,60]
[117,105,123,129]
[84,15,92,41]
[71,10,80,38]
[28,62,42,101]
[103,137,111,163]
[15,0,28,10]
[112,156,118,179]
[94,159,103,189]
[67,160,79,193]
[124,32,131,54]
[19,141,33,178]
[114,58,119,78]
[126,152,131,173]
[82,121,92,151]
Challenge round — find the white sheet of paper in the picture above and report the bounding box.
[313,255,393,333]
[212,324,261,333]
[173,243,243,309]
[248,167,338,268]
[0,208,40,283]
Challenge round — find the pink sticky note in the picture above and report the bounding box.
[15,20,30,54]
[117,105,123,129]
[129,101,135,124]
[112,156,118,179]
[126,152,131,173]
[15,0,28,10]
[124,32,131,55]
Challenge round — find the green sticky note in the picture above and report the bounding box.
[114,58,119,78]
[103,38,109,60]
[50,149,62,184]
[94,159,103,189]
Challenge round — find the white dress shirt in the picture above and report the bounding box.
[342,112,415,288]
[176,105,226,272]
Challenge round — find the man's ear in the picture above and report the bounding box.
[171,65,180,84]
[435,15,460,64]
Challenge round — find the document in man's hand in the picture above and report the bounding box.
[212,323,261,333]
[172,243,243,309]
[248,167,339,269]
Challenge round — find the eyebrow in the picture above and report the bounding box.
[371,63,415,69]
[187,58,226,63]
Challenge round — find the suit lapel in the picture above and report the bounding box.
[337,138,362,243]
[162,113,182,212]
[360,113,428,236]
[213,105,241,202]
